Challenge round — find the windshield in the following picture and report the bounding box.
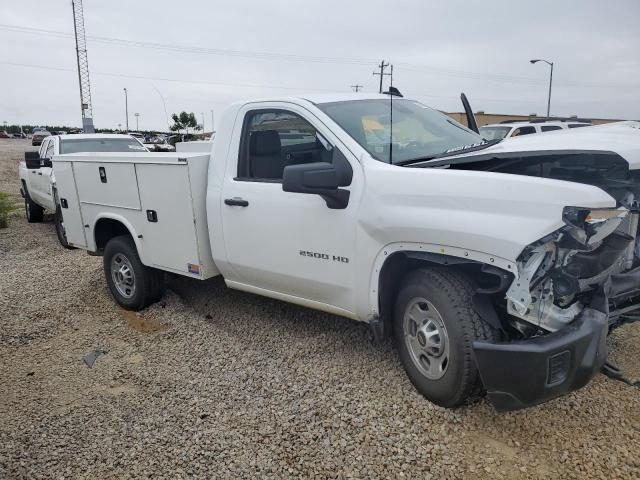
[478,126,511,140]
[60,138,147,154]
[317,99,482,164]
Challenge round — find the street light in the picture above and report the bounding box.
[135,113,140,131]
[123,88,129,132]
[530,59,553,118]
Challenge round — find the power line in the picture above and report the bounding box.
[1,23,636,89]
[0,61,339,92]
[0,61,563,105]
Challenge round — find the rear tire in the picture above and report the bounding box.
[54,205,76,250]
[394,267,498,408]
[103,235,165,311]
[24,190,44,223]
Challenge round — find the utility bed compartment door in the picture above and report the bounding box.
[136,163,200,274]
[52,160,87,248]
[74,162,141,210]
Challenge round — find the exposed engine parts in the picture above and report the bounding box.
[506,203,640,333]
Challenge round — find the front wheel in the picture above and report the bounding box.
[103,235,165,311]
[394,267,498,408]
[24,193,44,223]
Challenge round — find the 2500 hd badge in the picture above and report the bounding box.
[299,250,349,263]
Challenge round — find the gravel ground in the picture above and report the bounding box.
[1,138,639,479]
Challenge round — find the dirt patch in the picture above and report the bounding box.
[121,309,169,333]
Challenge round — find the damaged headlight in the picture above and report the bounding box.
[562,206,629,246]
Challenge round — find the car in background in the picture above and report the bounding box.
[19,134,149,248]
[479,120,591,140]
[144,135,176,152]
[127,132,145,143]
[31,130,51,146]
[0,131,11,138]
[12,132,27,139]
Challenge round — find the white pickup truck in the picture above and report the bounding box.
[51,93,640,411]
[20,134,148,246]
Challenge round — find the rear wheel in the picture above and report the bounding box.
[24,191,43,223]
[394,267,498,408]
[103,235,165,310]
[54,204,76,249]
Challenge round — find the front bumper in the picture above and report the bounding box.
[474,265,640,412]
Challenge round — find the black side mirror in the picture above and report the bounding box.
[24,151,41,169]
[42,158,53,168]
[282,149,353,209]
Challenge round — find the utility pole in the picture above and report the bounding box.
[351,84,363,92]
[210,110,215,132]
[372,60,391,93]
[71,0,95,132]
[201,112,205,133]
[123,88,129,132]
[134,112,140,131]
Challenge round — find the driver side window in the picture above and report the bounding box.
[39,139,49,158]
[236,109,332,181]
[45,140,55,159]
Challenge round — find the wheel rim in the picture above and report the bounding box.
[403,297,450,380]
[111,253,136,299]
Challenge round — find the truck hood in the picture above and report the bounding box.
[440,121,640,169]
[362,162,616,263]
[411,122,640,205]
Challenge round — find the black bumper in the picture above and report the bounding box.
[473,266,640,412]
[474,308,608,411]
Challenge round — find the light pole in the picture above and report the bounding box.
[135,113,140,131]
[201,112,205,133]
[530,59,553,118]
[123,88,129,132]
[210,110,214,132]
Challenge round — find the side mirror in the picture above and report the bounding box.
[282,149,353,209]
[42,158,53,168]
[24,151,41,169]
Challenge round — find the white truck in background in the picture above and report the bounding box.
[19,134,148,247]
[51,93,640,411]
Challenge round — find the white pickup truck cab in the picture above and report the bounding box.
[19,134,148,245]
[52,94,640,411]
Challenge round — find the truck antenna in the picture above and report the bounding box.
[382,66,403,165]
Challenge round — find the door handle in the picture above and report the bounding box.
[224,198,249,207]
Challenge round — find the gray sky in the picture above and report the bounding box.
[1,0,639,131]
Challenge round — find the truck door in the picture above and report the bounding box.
[220,104,361,315]
[32,138,55,208]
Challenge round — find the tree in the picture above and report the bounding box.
[170,111,199,135]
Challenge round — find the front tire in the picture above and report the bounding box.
[24,192,44,223]
[394,267,498,408]
[103,235,165,311]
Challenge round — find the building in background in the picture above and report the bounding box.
[445,111,626,127]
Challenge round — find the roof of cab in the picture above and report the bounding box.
[56,133,137,140]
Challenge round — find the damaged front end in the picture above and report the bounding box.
[474,201,640,411]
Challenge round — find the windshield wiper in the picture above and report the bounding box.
[396,139,502,166]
